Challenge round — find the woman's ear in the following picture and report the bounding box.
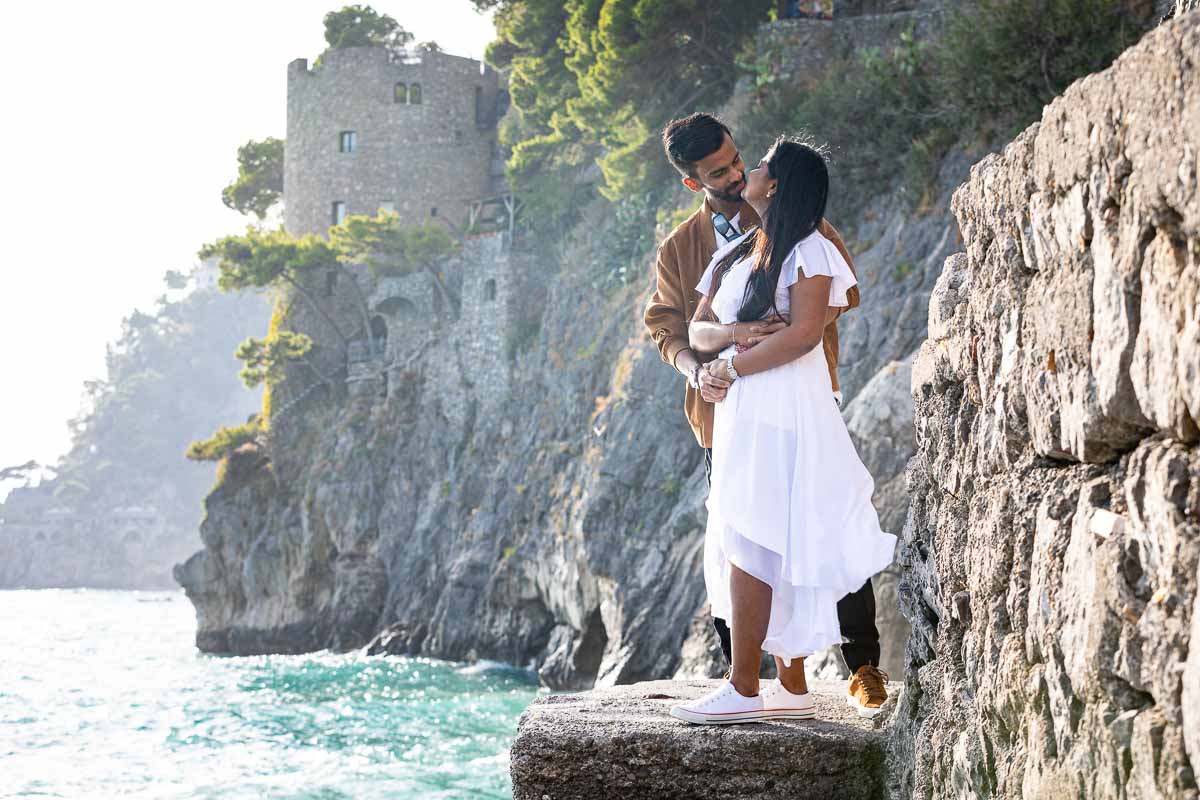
[765,178,778,199]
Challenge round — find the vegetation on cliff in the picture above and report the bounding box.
[741,0,1155,216]
[474,0,772,231]
[1,272,269,527]
[220,137,283,221]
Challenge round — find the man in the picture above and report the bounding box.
[644,112,888,717]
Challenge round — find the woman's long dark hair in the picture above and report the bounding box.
[710,137,829,322]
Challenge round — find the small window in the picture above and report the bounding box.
[430,207,438,217]
[454,129,463,143]
[378,201,396,215]
[394,82,407,103]
[339,131,357,153]
[484,279,496,301]
[332,201,347,225]
[409,83,422,104]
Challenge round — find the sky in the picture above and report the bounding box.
[0,1,497,501]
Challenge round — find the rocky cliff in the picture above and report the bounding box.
[174,122,966,687]
[894,11,1198,798]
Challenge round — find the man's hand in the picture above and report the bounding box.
[699,363,730,403]
[735,316,789,347]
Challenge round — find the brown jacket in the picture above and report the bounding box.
[643,197,860,448]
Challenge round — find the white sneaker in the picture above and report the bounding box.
[760,680,816,720]
[669,680,766,725]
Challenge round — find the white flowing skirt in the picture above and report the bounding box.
[704,344,897,667]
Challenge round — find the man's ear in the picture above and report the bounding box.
[682,176,702,193]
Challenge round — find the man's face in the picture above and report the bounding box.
[684,134,746,204]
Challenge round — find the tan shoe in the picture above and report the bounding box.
[846,665,889,718]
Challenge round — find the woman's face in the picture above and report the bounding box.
[743,152,777,213]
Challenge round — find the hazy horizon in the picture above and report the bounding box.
[0,1,496,503]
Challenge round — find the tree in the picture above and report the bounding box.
[200,227,360,349]
[320,5,413,61]
[199,213,459,359]
[186,419,262,462]
[221,138,284,220]
[0,460,45,484]
[163,269,189,290]
[476,0,772,207]
[331,213,461,310]
[235,330,335,389]
[561,0,773,200]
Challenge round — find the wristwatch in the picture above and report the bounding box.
[726,356,740,381]
[689,363,703,390]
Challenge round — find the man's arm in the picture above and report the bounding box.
[643,243,695,377]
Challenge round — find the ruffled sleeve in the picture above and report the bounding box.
[697,230,752,296]
[778,230,858,307]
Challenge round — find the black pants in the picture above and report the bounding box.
[703,447,880,674]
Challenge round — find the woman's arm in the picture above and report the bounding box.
[689,295,789,354]
[711,275,832,378]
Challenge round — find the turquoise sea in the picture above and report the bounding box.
[0,589,543,799]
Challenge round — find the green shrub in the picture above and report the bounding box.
[186,417,262,462]
[739,0,1154,219]
[937,0,1152,141]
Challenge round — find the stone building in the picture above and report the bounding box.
[0,497,193,589]
[284,45,508,238]
[275,44,522,428]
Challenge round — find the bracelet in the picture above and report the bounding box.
[726,356,740,381]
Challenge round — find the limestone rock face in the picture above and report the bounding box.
[894,13,1199,799]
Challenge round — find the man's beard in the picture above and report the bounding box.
[709,174,746,204]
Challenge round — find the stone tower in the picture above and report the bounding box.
[284,46,507,238]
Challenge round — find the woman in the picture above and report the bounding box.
[669,137,896,724]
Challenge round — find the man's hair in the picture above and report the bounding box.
[662,113,732,178]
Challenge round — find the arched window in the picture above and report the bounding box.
[394,82,407,103]
[484,279,496,301]
[409,83,422,104]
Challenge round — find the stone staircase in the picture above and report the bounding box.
[510,678,897,800]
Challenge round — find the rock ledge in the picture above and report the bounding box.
[510,678,896,800]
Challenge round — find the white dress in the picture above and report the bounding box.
[696,230,897,667]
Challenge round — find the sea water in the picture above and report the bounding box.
[0,589,543,799]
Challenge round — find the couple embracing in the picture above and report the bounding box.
[643,113,896,724]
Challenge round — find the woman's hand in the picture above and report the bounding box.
[733,316,790,347]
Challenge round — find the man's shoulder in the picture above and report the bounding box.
[658,204,708,255]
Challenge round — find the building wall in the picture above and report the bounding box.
[457,233,513,398]
[284,46,504,238]
[755,0,946,84]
